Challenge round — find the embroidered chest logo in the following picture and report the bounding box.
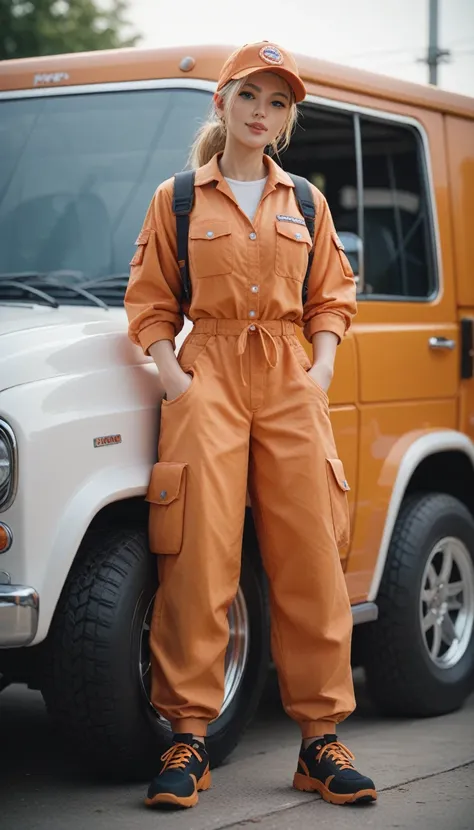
[259,45,284,66]
[276,214,306,226]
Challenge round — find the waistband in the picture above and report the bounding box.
[192,319,296,336]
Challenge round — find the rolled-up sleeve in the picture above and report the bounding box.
[302,188,357,344]
[124,179,184,354]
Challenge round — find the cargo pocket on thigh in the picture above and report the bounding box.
[326,458,351,549]
[145,462,188,554]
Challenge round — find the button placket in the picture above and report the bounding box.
[247,225,260,322]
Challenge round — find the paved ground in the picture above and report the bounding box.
[1,674,473,830]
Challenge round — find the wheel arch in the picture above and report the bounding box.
[36,466,152,643]
[368,430,474,603]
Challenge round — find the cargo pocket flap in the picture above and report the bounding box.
[145,461,187,505]
[326,458,350,492]
[190,220,232,241]
[135,227,152,246]
[331,231,345,251]
[130,227,153,266]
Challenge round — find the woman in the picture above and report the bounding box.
[124,41,377,809]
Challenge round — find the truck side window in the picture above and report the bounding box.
[282,104,359,258]
[357,118,437,299]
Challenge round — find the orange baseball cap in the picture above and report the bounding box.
[217,41,306,103]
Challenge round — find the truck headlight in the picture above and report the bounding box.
[0,420,17,511]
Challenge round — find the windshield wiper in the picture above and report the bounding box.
[0,271,109,309]
[82,274,130,288]
[42,271,109,310]
[0,277,59,308]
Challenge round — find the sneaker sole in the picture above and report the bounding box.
[293,772,377,805]
[145,770,211,809]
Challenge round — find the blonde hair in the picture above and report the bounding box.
[188,76,298,169]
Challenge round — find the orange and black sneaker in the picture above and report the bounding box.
[145,734,211,809]
[293,734,377,805]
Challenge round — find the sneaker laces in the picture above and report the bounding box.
[160,742,203,772]
[316,740,355,771]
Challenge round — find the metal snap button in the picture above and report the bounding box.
[160,490,167,500]
[249,325,256,331]
[206,230,214,238]
[251,285,259,293]
[295,232,302,240]
[249,232,257,240]
[249,310,256,317]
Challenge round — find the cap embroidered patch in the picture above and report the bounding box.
[259,45,284,65]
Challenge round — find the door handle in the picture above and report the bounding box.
[429,336,456,351]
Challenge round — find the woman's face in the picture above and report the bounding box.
[220,71,291,151]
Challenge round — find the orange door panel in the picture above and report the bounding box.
[355,321,458,402]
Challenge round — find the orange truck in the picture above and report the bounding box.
[0,45,473,777]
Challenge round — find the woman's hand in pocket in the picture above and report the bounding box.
[164,369,193,402]
[148,340,193,402]
[307,360,333,393]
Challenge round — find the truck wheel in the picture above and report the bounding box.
[363,493,474,717]
[42,524,269,778]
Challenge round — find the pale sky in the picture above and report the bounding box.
[126,0,474,97]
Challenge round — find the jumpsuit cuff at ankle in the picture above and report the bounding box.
[299,720,337,739]
[170,717,209,737]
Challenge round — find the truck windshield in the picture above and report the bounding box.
[0,87,211,304]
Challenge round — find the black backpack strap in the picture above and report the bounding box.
[288,173,316,304]
[172,170,196,303]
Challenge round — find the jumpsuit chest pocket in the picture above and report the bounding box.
[189,219,233,278]
[326,458,351,550]
[275,221,312,281]
[146,462,188,554]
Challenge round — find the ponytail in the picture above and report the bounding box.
[188,119,226,169]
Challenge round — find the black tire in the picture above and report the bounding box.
[363,493,474,717]
[41,524,269,779]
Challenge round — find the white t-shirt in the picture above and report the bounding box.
[225,176,267,222]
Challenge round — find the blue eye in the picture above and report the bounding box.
[272,101,285,108]
[239,91,254,100]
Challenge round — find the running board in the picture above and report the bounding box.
[351,602,378,625]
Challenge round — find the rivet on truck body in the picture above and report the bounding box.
[179,56,195,72]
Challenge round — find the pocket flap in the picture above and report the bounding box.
[135,227,152,246]
[326,458,350,492]
[331,230,345,251]
[190,220,231,241]
[276,221,312,245]
[145,461,187,505]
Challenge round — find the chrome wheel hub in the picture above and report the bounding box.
[420,536,474,669]
[139,587,250,730]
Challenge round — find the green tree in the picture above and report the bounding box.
[0,0,140,60]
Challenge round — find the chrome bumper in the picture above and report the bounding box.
[0,585,39,647]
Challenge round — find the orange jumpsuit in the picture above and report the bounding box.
[124,152,357,738]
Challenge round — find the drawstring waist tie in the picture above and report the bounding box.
[192,318,297,386]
